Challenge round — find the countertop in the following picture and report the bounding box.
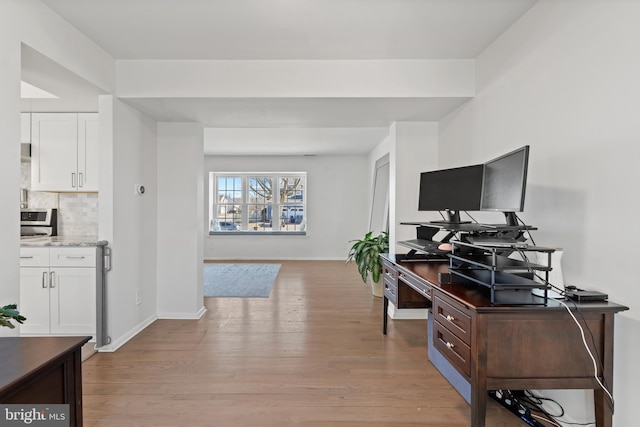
[20,235,108,247]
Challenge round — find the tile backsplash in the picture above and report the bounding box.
[21,163,99,236]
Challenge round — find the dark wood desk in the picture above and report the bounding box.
[0,336,91,426]
[381,254,628,427]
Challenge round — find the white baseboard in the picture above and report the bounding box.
[97,314,157,353]
[157,306,207,320]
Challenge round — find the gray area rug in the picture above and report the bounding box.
[203,263,281,298]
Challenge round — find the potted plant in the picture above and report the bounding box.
[0,304,26,329]
[346,231,389,297]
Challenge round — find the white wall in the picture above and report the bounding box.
[0,0,114,336]
[157,123,205,318]
[0,33,22,337]
[98,97,158,351]
[204,155,369,260]
[4,0,114,94]
[0,1,161,349]
[391,122,440,251]
[439,1,640,425]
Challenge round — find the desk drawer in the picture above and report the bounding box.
[382,260,398,304]
[399,271,431,300]
[382,261,397,283]
[433,292,471,346]
[383,278,397,304]
[433,319,471,377]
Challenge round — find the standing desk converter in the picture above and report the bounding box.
[380,253,628,427]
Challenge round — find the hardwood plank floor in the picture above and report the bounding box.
[82,261,540,426]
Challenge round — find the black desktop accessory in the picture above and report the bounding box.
[564,286,608,302]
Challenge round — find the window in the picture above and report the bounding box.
[209,172,306,234]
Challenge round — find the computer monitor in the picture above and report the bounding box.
[418,164,484,224]
[481,145,530,226]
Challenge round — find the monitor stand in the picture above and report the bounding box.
[429,210,471,226]
[504,212,519,227]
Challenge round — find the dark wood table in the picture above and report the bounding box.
[0,336,91,426]
[381,254,629,427]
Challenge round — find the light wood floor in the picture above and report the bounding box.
[82,260,537,426]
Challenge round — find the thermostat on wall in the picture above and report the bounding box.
[136,185,145,195]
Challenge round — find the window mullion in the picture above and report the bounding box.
[273,174,281,230]
[241,174,248,229]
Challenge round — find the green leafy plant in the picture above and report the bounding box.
[0,304,26,329]
[346,231,389,283]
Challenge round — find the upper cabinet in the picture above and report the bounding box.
[78,113,99,191]
[30,113,99,192]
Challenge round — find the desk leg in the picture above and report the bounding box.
[383,295,388,335]
[470,378,487,427]
[471,315,487,427]
[594,313,615,427]
[594,388,612,427]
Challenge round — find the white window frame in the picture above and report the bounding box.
[209,172,307,235]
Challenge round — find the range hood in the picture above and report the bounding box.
[21,143,31,162]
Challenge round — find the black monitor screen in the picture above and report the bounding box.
[481,145,529,212]
[418,164,484,212]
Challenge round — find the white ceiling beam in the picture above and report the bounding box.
[116,59,474,99]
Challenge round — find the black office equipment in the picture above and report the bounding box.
[481,145,530,226]
[418,164,484,225]
[565,289,608,302]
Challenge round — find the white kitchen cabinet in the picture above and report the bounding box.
[30,112,99,192]
[78,113,99,191]
[19,247,96,336]
[18,265,51,334]
[21,113,31,144]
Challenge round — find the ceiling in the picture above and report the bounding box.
[29,0,538,154]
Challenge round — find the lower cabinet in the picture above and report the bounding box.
[20,247,96,336]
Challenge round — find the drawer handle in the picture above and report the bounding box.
[445,314,455,322]
[64,256,86,259]
[445,342,455,350]
[21,256,34,259]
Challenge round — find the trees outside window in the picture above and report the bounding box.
[209,172,306,233]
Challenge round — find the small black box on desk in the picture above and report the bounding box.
[565,289,608,302]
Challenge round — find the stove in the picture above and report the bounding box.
[20,208,57,236]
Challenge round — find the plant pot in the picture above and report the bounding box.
[368,275,383,298]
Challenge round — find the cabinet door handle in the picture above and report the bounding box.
[72,173,77,188]
[446,314,455,322]
[78,172,84,187]
[49,271,55,288]
[42,272,48,289]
